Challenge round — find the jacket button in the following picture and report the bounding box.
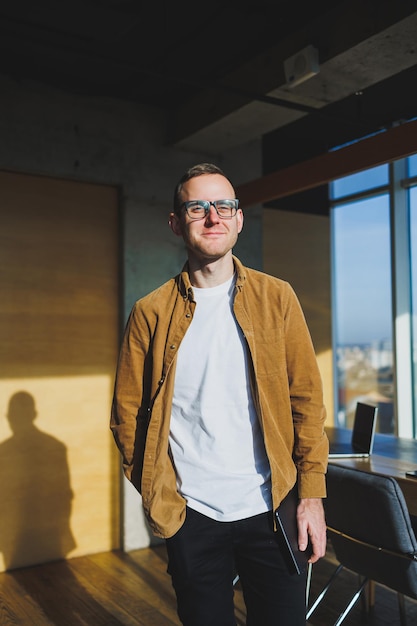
[186,313,191,318]
[170,344,176,350]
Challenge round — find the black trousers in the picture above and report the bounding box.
[165,507,307,626]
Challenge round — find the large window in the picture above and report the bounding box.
[331,160,416,436]
[409,186,417,434]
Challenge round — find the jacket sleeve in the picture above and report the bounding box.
[284,285,329,498]
[110,302,152,490]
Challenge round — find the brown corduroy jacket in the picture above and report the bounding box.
[110,256,328,538]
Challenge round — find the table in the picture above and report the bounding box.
[326,427,417,516]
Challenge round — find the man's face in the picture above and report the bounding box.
[169,173,244,264]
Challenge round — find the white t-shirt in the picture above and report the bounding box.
[169,275,272,521]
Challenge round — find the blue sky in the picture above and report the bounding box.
[332,167,393,346]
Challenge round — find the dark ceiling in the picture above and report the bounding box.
[1,0,417,161]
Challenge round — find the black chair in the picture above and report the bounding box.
[307,464,417,625]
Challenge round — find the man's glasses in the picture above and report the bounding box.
[181,199,239,220]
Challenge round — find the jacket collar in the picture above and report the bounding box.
[177,262,193,300]
[177,255,247,298]
[232,255,246,291]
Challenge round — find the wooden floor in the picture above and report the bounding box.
[1,543,417,625]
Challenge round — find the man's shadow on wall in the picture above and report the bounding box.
[0,390,76,570]
[0,391,119,623]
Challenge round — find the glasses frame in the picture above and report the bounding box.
[181,199,240,220]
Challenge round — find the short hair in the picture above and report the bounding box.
[173,163,235,215]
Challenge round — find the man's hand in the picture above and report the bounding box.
[297,497,327,563]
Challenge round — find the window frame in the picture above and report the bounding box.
[330,157,416,437]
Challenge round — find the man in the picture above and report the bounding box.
[110,163,328,626]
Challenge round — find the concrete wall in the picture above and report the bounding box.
[0,74,263,550]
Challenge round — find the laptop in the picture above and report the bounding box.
[328,402,378,459]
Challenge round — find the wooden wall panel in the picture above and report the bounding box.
[0,171,120,571]
[263,208,334,422]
